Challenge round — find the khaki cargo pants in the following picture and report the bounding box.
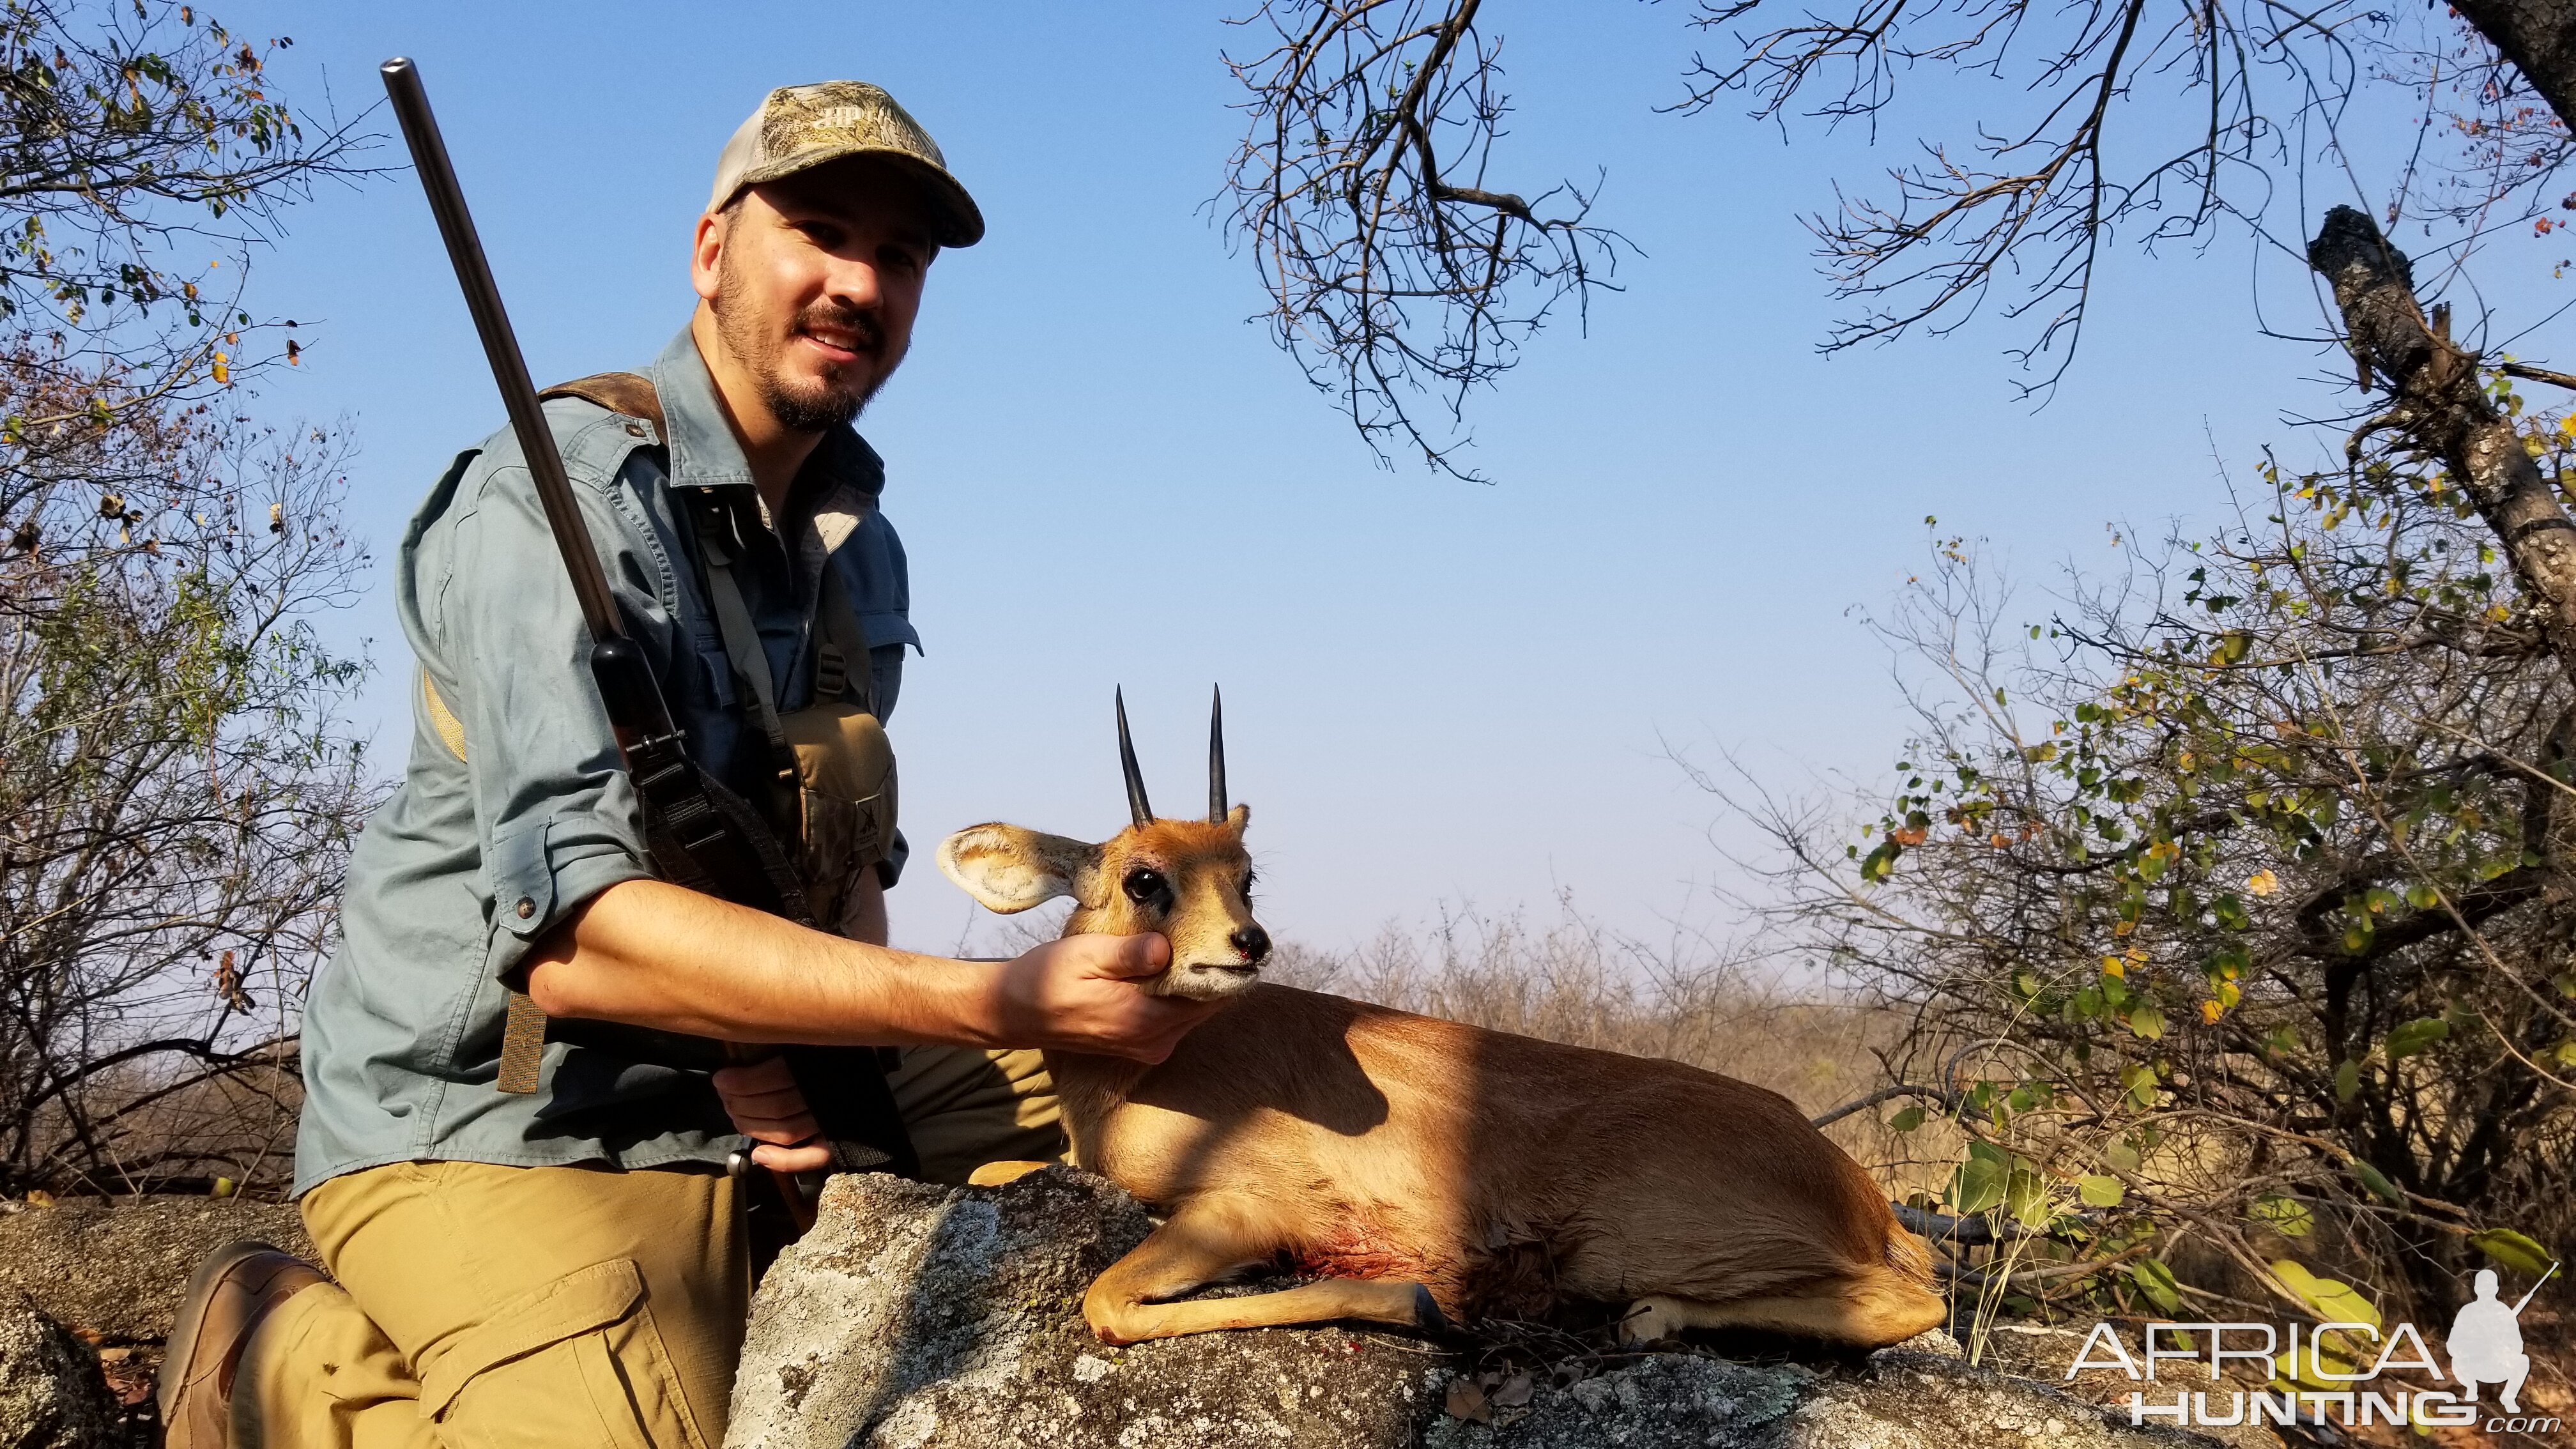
[234,1046,1061,1449]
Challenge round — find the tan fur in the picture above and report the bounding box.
[939,811,1945,1349]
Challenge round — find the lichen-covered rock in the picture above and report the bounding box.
[724,1169,1439,1449]
[0,1197,313,1342]
[726,1169,2226,1449]
[0,1291,119,1449]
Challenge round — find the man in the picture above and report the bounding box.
[2448,1268,2531,1414]
[156,82,1220,1448]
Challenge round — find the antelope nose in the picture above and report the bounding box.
[1230,924,1271,964]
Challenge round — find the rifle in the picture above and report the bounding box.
[2510,1259,2559,1315]
[378,56,916,1235]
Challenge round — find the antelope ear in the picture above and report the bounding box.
[937,824,1100,914]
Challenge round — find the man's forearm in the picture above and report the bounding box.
[523,877,997,1047]
[523,875,1211,1061]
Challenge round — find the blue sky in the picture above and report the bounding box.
[213,0,2575,954]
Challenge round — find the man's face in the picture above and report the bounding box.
[693,160,935,433]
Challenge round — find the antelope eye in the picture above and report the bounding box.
[1122,868,1169,904]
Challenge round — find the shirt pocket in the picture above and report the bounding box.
[694,625,739,711]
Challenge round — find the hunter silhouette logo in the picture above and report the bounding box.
[2449,1262,2552,1414]
[2064,1258,2562,1434]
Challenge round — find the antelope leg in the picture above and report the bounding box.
[966,1160,1054,1186]
[1095,1276,1445,1344]
[1619,1271,1948,1349]
[1081,1198,1446,1344]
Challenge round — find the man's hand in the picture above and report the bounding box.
[712,1055,832,1173]
[988,933,1221,1062]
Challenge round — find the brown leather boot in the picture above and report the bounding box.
[156,1240,328,1449]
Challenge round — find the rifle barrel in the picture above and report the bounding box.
[380,57,625,647]
[2510,1259,2559,1315]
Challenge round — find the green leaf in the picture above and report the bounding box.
[2006,1167,2054,1230]
[2250,1195,2314,1238]
[2271,1260,2380,1329]
[1860,840,1901,884]
[2129,1259,2183,1314]
[2469,1229,2556,1276]
[2384,1017,2450,1061]
[1888,1106,1925,1133]
[2126,1000,2166,1040]
[1952,1146,2007,1216]
[2404,882,2439,910]
[2333,1059,2361,1102]
[2103,1141,2143,1174]
[2352,1160,2404,1206]
[2078,1175,2125,1208]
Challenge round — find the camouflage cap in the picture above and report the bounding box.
[707,81,983,247]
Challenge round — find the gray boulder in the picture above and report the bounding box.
[726,1168,2223,1449]
[0,1292,119,1449]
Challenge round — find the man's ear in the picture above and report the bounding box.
[937,824,1100,914]
[689,209,727,304]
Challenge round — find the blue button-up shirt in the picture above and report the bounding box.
[293,327,917,1197]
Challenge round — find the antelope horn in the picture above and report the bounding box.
[1208,684,1227,823]
[1116,687,1153,827]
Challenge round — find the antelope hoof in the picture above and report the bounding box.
[1413,1284,1452,1334]
[967,1160,1053,1188]
[1619,1296,1685,1347]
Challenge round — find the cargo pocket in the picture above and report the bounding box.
[417,1258,709,1449]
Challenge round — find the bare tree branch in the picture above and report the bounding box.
[1221,0,1628,479]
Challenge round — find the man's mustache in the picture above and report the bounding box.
[795,304,884,357]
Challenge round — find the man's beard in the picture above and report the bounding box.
[714,259,891,433]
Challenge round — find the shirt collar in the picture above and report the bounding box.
[648,326,753,492]
[648,326,888,604]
